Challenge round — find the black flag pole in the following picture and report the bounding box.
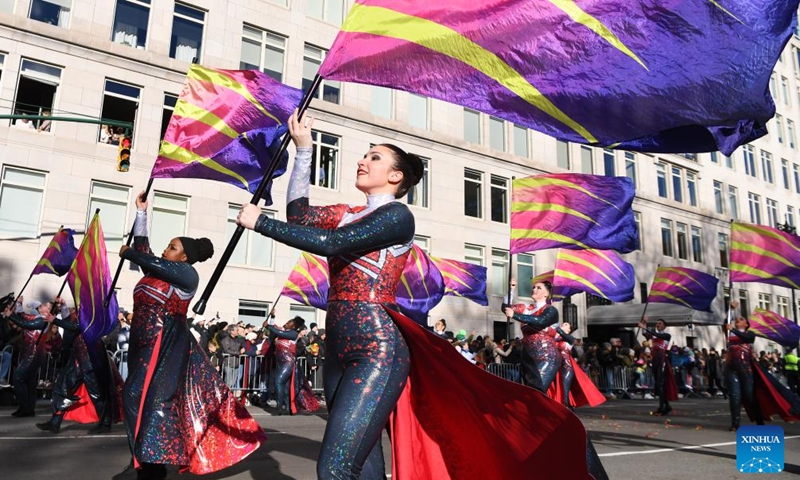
[192,75,323,315]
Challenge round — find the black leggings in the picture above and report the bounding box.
[274,358,294,410]
[726,359,763,426]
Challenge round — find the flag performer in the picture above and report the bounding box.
[547,322,606,410]
[724,301,764,431]
[266,315,306,416]
[637,317,679,416]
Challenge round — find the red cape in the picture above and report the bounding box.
[747,359,800,422]
[548,356,606,408]
[663,360,679,402]
[63,354,125,424]
[386,308,595,480]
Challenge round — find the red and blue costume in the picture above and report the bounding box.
[503,302,559,392]
[7,307,49,416]
[547,327,605,409]
[643,327,678,414]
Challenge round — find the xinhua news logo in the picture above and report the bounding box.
[736,425,784,474]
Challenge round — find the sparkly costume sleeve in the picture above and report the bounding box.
[133,209,153,255]
[731,329,756,343]
[643,328,671,341]
[285,148,349,228]
[510,306,559,332]
[267,325,298,340]
[53,316,80,332]
[255,202,415,257]
[556,327,576,345]
[8,313,48,330]
[287,148,312,204]
[120,249,199,293]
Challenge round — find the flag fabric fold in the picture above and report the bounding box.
[281,252,330,311]
[430,256,487,306]
[151,65,303,205]
[647,266,719,312]
[319,0,799,155]
[395,245,445,324]
[554,249,635,302]
[748,308,800,347]
[510,174,638,254]
[730,222,800,289]
[31,227,79,277]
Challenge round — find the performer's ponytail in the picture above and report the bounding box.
[380,143,424,199]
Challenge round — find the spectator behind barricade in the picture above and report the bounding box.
[454,330,475,364]
[572,338,585,364]
[473,348,488,370]
[432,319,448,339]
[621,348,636,368]
[244,332,258,356]
[598,342,617,398]
[43,322,62,355]
[220,324,244,391]
[307,322,319,345]
[493,339,509,364]
[12,113,35,130]
[634,358,647,388]
[207,342,221,372]
[102,312,124,352]
[38,110,51,132]
[190,315,210,352]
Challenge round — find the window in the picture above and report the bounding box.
[516,253,534,298]
[490,175,508,223]
[713,181,724,214]
[725,152,734,169]
[238,300,271,325]
[710,152,719,164]
[739,290,749,319]
[0,167,47,238]
[625,152,637,188]
[406,157,429,208]
[513,125,528,157]
[310,131,339,189]
[603,149,615,176]
[414,235,430,254]
[760,150,774,184]
[240,26,286,82]
[29,0,71,27]
[227,205,274,268]
[743,145,756,177]
[766,198,779,228]
[691,226,702,263]
[0,53,3,81]
[13,59,61,130]
[464,168,483,219]
[778,296,790,318]
[290,304,317,324]
[463,109,480,144]
[686,172,697,206]
[758,293,772,311]
[781,76,790,105]
[671,166,683,202]
[464,244,484,266]
[491,249,509,295]
[718,232,729,268]
[303,44,340,103]
[661,219,673,257]
[87,181,129,250]
[656,162,668,198]
[370,86,392,119]
[633,211,642,251]
[788,206,795,228]
[776,115,785,144]
[770,73,778,101]
[556,140,570,169]
[112,0,149,48]
[782,159,791,190]
[306,0,344,25]
[580,146,593,174]
[788,119,796,149]
[728,185,739,219]
[170,3,204,62]
[794,164,800,193]
[748,192,762,224]
[150,192,188,253]
[160,93,177,140]
[409,94,428,129]
[99,80,140,144]
[676,223,688,260]
[489,117,505,151]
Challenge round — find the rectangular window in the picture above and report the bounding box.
[406,157,429,208]
[761,150,774,184]
[794,164,800,193]
[725,153,734,169]
[710,151,719,164]
[633,211,642,251]
[160,93,177,140]
[516,253,534,298]
[777,296,790,318]
[489,116,505,151]
[0,167,47,239]
[513,125,528,157]
[758,293,772,311]
[782,76,790,105]
[408,94,428,130]
[718,232,729,268]
[743,145,756,177]
[691,226,702,263]
[491,249,509,295]
[776,115,785,144]
[306,0,344,25]
[766,198,779,228]
[370,86,393,119]
[748,192,762,224]
[713,181,724,214]
[739,290,749,319]
[240,26,286,82]
[661,219,673,257]
[414,235,430,254]
[625,152,637,189]
[227,205,275,268]
[303,44,340,103]
[112,0,150,48]
[170,3,205,62]
[289,304,317,324]
[13,59,61,130]
[463,109,480,144]
[464,168,483,219]
[490,175,508,224]
[770,73,778,101]
[603,149,616,176]
[656,162,668,198]
[788,206,795,227]
[686,171,697,206]
[788,119,796,149]
[464,244,484,266]
[150,192,188,254]
[238,299,271,325]
[671,166,683,202]
[29,0,71,27]
[310,131,339,189]
[676,222,688,260]
[87,181,129,250]
[728,185,739,220]
[782,159,791,190]
[580,146,593,174]
[99,79,140,145]
[556,140,570,169]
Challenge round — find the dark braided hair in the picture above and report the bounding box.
[194,238,214,263]
[378,143,424,199]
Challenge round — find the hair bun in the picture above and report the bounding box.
[195,238,214,263]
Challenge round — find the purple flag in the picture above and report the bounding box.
[749,308,800,347]
[281,252,329,311]
[31,227,78,277]
[731,222,800,289]
[554,249,634,302]
[396,245,445,324]
[430,256,487,306]
[648,266,718,312]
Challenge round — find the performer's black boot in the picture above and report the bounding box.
[36,412,63,433]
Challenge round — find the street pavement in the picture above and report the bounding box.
[0,396,798,479]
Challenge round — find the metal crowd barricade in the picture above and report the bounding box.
[217,354,326,396]
[486,363,523,384]
[593,366,655,399]
[0,345,12,387]
[36,352,58,392]
[113,349,129,381]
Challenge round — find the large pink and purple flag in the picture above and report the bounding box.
[647,266,718,312]
[281,252,330,311]
[530,270,581,303]
[396,245,445,324]
[318,0,798,155]
[151,64,303,205]
[730,222,800,289]
[554,249,634,302]
[31,227,78,277]
[430,256,487,306]
[749,308,800,347]
[510,174,638,254]
[67,212,119,345]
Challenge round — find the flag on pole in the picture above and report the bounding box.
[396,245,445,324]
[554,249,635,302]
[730,222,800,289]
[748,308,800,347]
[319,0,798,155]
[67,212,119,345]
[31,227,79,276]
[430,256,487,306]
[647,266,719,312]
[151,64,303,205]
[281,252,330,310]
[510,174,638,254]
[530,270,581,303]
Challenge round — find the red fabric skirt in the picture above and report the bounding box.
[548,356,606,408]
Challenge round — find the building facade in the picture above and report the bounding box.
[1,0,799,350]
